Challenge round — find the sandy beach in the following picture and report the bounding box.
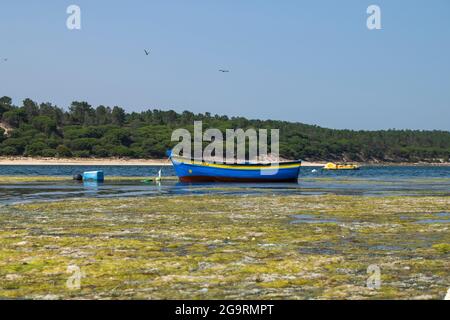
[1,157,449,167]
[0,157,172,166]
[0,157,327,167]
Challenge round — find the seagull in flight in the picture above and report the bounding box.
[144,49,150,56]
[219,69,229,73]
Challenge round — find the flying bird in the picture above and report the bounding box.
[219,69,229,73]
[144,49,150,56]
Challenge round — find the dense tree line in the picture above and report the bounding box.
[0,96,449,162]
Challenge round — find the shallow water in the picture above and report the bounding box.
[415,212,450,224]
[1,164,450,178]
[0,165,449,204]
[415,219,450,224]
[0,165,169,177]
[290,214,338,224]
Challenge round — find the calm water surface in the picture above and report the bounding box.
[0,165,449,204]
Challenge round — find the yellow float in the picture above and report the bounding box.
[323,163,360,170]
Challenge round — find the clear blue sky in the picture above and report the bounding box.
[1,0,449,130]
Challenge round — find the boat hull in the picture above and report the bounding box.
[171,157,301,183]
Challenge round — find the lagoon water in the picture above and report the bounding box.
[0,164,450,178]
[0,165,449,204]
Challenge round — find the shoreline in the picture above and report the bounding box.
[0,157,325,167]
[0,157,449,167]
[0,157,173,166]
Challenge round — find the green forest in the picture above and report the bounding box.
[1,96,449,162]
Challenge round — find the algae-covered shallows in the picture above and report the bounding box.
[0,194,449,299]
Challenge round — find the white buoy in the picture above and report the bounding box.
[311,169,317,173]
[155,169,162,182]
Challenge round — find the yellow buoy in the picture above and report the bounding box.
[323,163,359,170]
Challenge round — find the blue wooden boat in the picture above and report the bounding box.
[169,153,301,183]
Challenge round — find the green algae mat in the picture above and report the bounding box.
[0,195,449,299]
